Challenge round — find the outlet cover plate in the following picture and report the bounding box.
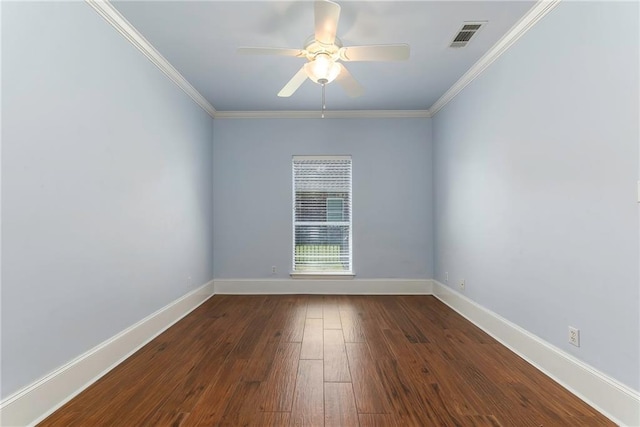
[569,326,580,347]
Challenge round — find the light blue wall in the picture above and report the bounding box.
[213,118,433,279]
[432,1,639,390]
[1,2,214,398]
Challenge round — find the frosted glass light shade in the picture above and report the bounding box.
[304,54,341,84]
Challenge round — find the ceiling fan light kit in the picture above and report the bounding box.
[304,53,341,84]
[237,0,410,116]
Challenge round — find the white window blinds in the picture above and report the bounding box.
[293,156,352,273]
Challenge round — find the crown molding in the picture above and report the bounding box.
[427,0,562,116]
[85,0,427,120]
[85,0,217,119]
[214,110,432,119]
[87,0,559,121]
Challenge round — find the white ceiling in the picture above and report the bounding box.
[111,1,536,112]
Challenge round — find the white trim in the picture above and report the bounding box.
[3,278,636,425]
[213,279,432,295]
[85,0,217,119]
[290,273,355,279]
[292,155,351,161]
[432,280,640,427]
[0,281,215,427]
[428,0,562,116]
[83,0,560,120]
[213,110,432,119]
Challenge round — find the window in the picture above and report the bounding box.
[326,198,344,222]
[292,156,352,273]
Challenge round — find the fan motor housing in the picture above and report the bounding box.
[304,35,342,61]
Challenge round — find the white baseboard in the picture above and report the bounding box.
[213,278,433,295]
[4,279,636,426]
[432,280,640,427]
[0,281,215,427]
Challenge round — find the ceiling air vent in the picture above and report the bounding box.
[450,22,486,48]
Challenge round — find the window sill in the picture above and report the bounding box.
[290,272,355,279]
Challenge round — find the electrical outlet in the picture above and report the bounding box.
[459,279,465,291]
[445,272,449,283]
[271,266,277,274]
[568,326,580,347]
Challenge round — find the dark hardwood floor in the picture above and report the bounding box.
[39,295,614,426]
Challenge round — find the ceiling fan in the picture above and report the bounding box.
[238,0,410,100]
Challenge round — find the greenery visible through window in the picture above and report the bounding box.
[293,156,352,273]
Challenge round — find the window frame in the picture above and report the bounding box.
[291,155,354,278]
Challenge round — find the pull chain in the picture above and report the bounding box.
[321,83,326,119]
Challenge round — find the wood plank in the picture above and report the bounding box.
[363,297,396,330]
[338,296,366,343]
[218,380,263,426]
[290,360,324,426]
[501,381,603,424]
[306,295,323,318]
[396,295,451,337]
[38,296,615,427]
[353,298,395,360]
[381,328,423,372]
[322,296,342,329]
[359,413,397,426]
[86,323,225,425]
[242,339,280,382]
[281,295,308,342]
[252,412,291,426]
[412,342,483,417]
[300,318,323,360]
[381,327,473,422]
[259,342,301,412]
[142,410,190,427]
[344,342,389,414]
[463,415,504,426]
[41,296,259,425]
[378,297,430,343]
[373,358,437,425]
[136,325,239,419]
[324,383,358,427]
[36,412,83,427]
[230,314,272,359]
[241,296,291,381]
[180,359,248,426]
[323,329,351,382]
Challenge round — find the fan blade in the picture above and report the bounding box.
[336,64,364,98]
[339,44,410,62]
[237,47,306,57]
[315,0,340,45]
[278,66,309,97]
